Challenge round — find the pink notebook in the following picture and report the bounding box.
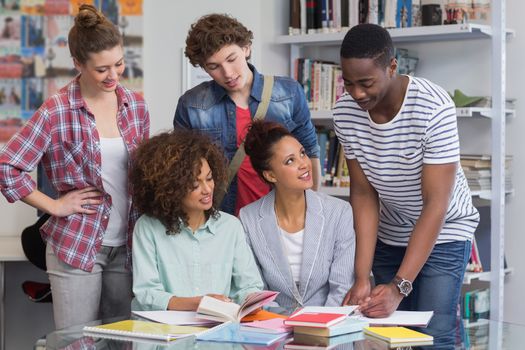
[241,318,293,334]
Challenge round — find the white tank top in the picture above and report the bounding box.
[280,228,304,283]
[100,137,129,247]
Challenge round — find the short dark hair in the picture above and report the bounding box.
[130,130,227,234]
[185,13,253,67]
[340,24,394,68]
[68,4,122,64]
[244,120,293,184]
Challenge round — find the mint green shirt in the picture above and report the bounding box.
[132,212,263,311]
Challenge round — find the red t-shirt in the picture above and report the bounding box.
[235,106,270,215]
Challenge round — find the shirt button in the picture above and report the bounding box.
[103,215,108,220]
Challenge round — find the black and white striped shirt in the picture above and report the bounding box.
[333,76,479,245]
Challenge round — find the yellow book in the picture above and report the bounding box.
[363,326,433,346]
[83,319,208,342]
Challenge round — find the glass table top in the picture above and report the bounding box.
[44,317,524,350]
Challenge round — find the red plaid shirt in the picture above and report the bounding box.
[0,77,149,271]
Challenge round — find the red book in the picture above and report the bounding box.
[284,312,347,328]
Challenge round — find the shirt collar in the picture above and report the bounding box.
[180,214,218,236]
[67,75,130,110]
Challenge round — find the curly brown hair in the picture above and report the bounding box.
[68,4,122,64]
[130,130,228,234]
[185,13,253,67]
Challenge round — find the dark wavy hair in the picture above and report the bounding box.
[130,130,227,234]
[185,13,253,67]
[340,23,394,68]
[244,120,293,184]
[68,4,122,64]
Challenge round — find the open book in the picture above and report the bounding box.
[197,290,278,323]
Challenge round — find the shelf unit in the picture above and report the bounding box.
[463,267,513,285]
[319,185,513,201]
[310,107,515,120]
[276,3,510,323]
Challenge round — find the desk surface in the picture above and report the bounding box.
[44,317,524,350]
[0,236,26,261]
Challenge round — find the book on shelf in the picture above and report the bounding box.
[467,235,483,273]
[395,0,412,28]
[463,288,490,322]
[316,129,350,189]
[284,312,347,328]
[460,154,513,169]
[240,318,293,334]
[82,319,208,342]
[285,331,364,349]
[363,326,433,346]
[293,317,368,337]
[196,290,278,323]
[290,0,301,35]
[294,58,343,111]
[196,321,290,345]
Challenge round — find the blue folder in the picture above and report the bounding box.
[196,322,290,346]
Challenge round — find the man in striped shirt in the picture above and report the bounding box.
[334,24,479,348]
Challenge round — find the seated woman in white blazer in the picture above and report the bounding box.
[239,120,355,309]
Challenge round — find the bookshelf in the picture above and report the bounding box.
[276,2,510,323]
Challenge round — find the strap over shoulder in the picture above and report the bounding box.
[217,75,275,205]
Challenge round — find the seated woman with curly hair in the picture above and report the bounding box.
[130,130,263,311]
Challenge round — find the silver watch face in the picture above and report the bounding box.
[399,280,412,296]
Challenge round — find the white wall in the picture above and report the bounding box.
[143,0,269,134]
[3,1,524,348]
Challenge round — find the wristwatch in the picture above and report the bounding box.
[392,275,413,297]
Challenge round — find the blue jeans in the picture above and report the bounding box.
[373,239,471,349]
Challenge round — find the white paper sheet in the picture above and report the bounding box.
[351,310,434,327]
[132,310,218,326]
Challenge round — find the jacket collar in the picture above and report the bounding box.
[257,189,325,304]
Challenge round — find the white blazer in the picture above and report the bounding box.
[239,189,355,309]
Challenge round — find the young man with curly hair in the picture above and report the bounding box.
[129,130,263,311]
[174,13,320,216]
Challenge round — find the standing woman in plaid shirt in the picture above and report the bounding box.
[0,4,149,329]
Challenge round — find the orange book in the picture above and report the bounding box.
[241,309,287,322]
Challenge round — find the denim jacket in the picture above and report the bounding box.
[174,64,320,214]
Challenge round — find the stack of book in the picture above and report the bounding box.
[460,154,513,193]
[283,307,368,349]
